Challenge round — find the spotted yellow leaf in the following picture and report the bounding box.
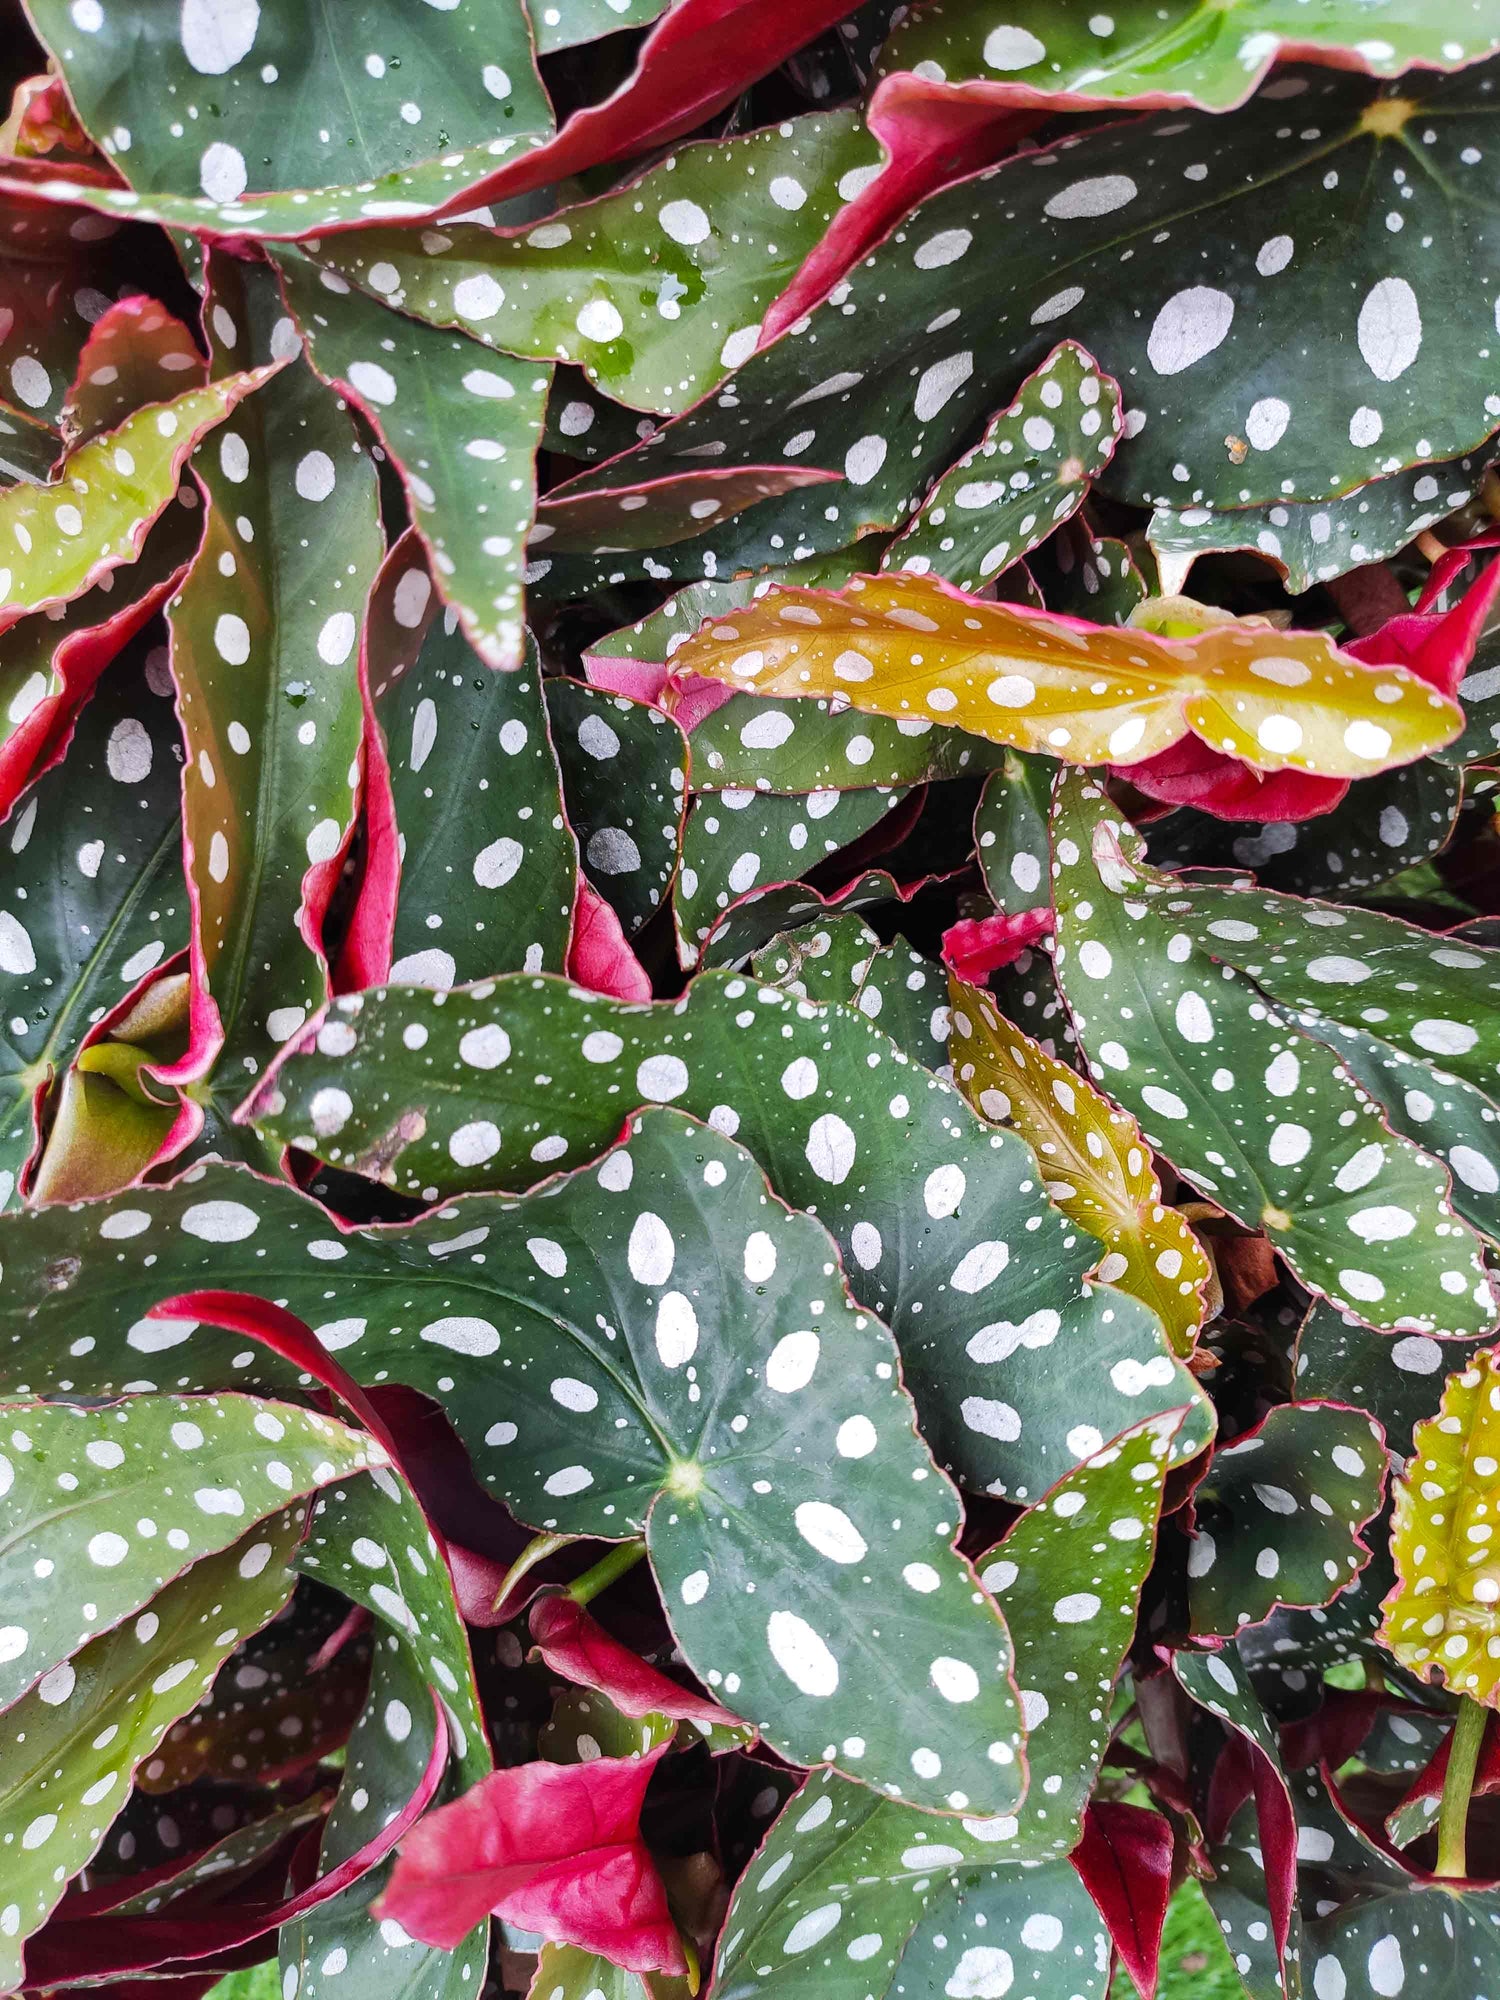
[1381,1346,1500,1704]
[670,571,1463,778]
[0,365,277,635]
[948,977,1210,1358]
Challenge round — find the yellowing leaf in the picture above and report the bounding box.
[0,364,278,634]
[948,977,1210,1358]
[1381,1346,1500,1705]
[671,571,1462,778]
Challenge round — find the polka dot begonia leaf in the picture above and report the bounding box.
[687,686,1005,795]
[275,248,552,673]
[21,0,555,228]
[753,916,955,1085]
[1149,433,1500,592]
[1303,1881,1500,2000]
[694,869,917,970]
[0,497,198,816]
[1050,775,1495,1336]
[550,64,1500,589]
[712,1766,1110,2000]
[1198,1797,1300,2000]
[547,677,688,941]
[668,571,1465,780]
[0,1504,307,1991]
[1382,1345,1500,1702]
[0,1392,384,1710]
[882,341,1123,591]
[973,753,1054,917]
[295,1468,488,1783]
[751,912,889,1006]
[975,1410,1189,1858]
[0,361,273,636]
[295,112,884,419]
[1294,1297,1491,1452]
[879,0,1500,116]
[0,184,141,435]
[1140,754,1462,900]
[278,1633,489,2000]
[0,1113,1028,1815]
[347,539,576,992]
[1186,1402,1388,1637]
[169,295,381,1091]
[535,465,844,558]
[674,784,908,966]
[0,645,186,1213]
[1129,874,1500,1246]
[59,295,206,450]
[250,968,1213,1501]
[949,977,1212,1358]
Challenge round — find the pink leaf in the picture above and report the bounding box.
[529,1593,744,1738]
[1348,553,1500,697]
[568,878,652,1001]
[377,1747,686,1972]
[426,0,857,225]
[765,77,1047,342]
[941,906,1053,980]
[1119,734,1348,823]
[581,652,732,734]
[1071,1799,1174,2000]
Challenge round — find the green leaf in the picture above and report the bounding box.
[751,912,888,1006]
[299,112,883,417]
[1186,1402,1387,1637]
[0,366,269,630]
[0,1114,1026,1815]
[0,643,187,1211]
[26,0,553,227]
[880,0,1500,113]
[276,249,552,670]
[279,1643,488,2000]
[547,677,687,939]
[883,342,1122,590]
[976,1410,1187,1856]
[1141,757,1463,900]
[1304,1884,1500,2000]
[170,313,380,1087]
[713,1770,1109,2000]
[0,1392,382,1708]
[357,545,575,989]
[1050,773,1495,1336]
[252,968,1213,1501]
[1149,438,1500,592]
[675,785,907,966]
[1294,1297,1489,1451]
[1128,874,1500,1247]
[689,689,1004,794]
[974,755,1053,916]
[558,66,1500,583]
[296,1468,488,1774]
[0,1506,305,1989]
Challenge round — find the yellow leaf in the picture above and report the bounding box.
[948,977,1210,1357]
[671,571,1462,777]
[1381,1347,1500,1705]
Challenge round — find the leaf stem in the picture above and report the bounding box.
[566,1538,647,1607]
[1436,1695,1487,1879]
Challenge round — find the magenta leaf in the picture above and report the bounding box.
[379,1746,685,1971]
